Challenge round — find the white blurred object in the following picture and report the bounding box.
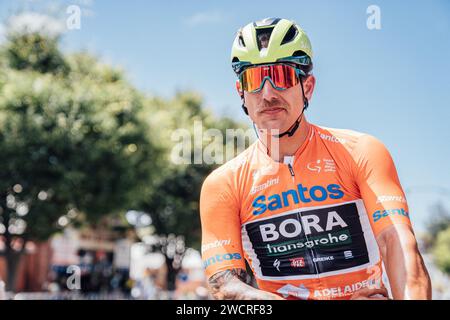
[181,249,203,270]
[129,243,165,280]
[0,280,6,300]
[114,239,132,269]
[7,12,64,37]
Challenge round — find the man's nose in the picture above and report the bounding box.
[260,78,278,101]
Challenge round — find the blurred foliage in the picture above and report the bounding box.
[423,202,450,249]
[423,202,450,275]
[432,225,450,274]
[5,32,69,74]
[0,32,157,249]
[0,26,251,290]
[426,202,450,239]
[139,92,250,250]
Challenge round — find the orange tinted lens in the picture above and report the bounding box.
[241,66,266,91]
[271,64,298,89]
[241,64,298,92]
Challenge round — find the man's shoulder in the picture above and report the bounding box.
[202,141,259,188]
[312,124,394,173]
[313,124,385,153]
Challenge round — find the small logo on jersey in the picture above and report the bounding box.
[313,256,334,263]
[277,284,310,299]
[307,159,336,173]
[273,259,281,272]
[317,132,347,144]
[289,257,305,268]
[250,177,280,195]
[344,250,354,259]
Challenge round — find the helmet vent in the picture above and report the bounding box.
[256,27,274,51]
[238,35,246,47]
[281,25,299,45]
[254,17,281,27]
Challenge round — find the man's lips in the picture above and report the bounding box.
[260,107,285,115]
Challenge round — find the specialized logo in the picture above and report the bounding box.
[203,253,242,268]
[307,159,336,173]
[372,208,409,223]
[252,183,344,215]
[273,259,281,272]
[243,202,372,278]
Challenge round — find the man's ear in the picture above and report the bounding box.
[303,75,316,101]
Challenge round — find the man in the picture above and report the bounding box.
[199,17,431,300]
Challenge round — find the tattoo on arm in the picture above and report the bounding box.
[208,268,282,300]
[209,268,249,288]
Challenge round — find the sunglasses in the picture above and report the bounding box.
[237,63,305,93]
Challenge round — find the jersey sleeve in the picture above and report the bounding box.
[199,169,246,279]
[353,134,412,237]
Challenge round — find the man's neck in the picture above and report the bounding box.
[260,117,310,162]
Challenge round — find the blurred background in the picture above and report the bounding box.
[0,0,449,300]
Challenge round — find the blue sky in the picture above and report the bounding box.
[1,0,450,233]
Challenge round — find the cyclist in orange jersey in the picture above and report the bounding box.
[200,17,431,300]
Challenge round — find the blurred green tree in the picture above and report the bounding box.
[136,92,251,290]
[432,225,450,274]
[0,30,158,291]
[423,202,450,251]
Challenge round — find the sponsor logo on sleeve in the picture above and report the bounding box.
[201,239,231,254]
[372,208,409,223]
[376,195,407,204]
[203,253,242,268]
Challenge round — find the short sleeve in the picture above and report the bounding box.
[200,169,246,279]
[353,135,412,236]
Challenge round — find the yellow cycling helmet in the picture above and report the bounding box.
[231,17,313,75]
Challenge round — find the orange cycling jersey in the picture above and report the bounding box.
[200,123,413,300]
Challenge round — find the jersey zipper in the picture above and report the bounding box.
[283,155,321,278]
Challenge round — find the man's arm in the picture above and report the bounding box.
[352,134,432,300]
[208,268,284,300]
[377,224,432,299]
